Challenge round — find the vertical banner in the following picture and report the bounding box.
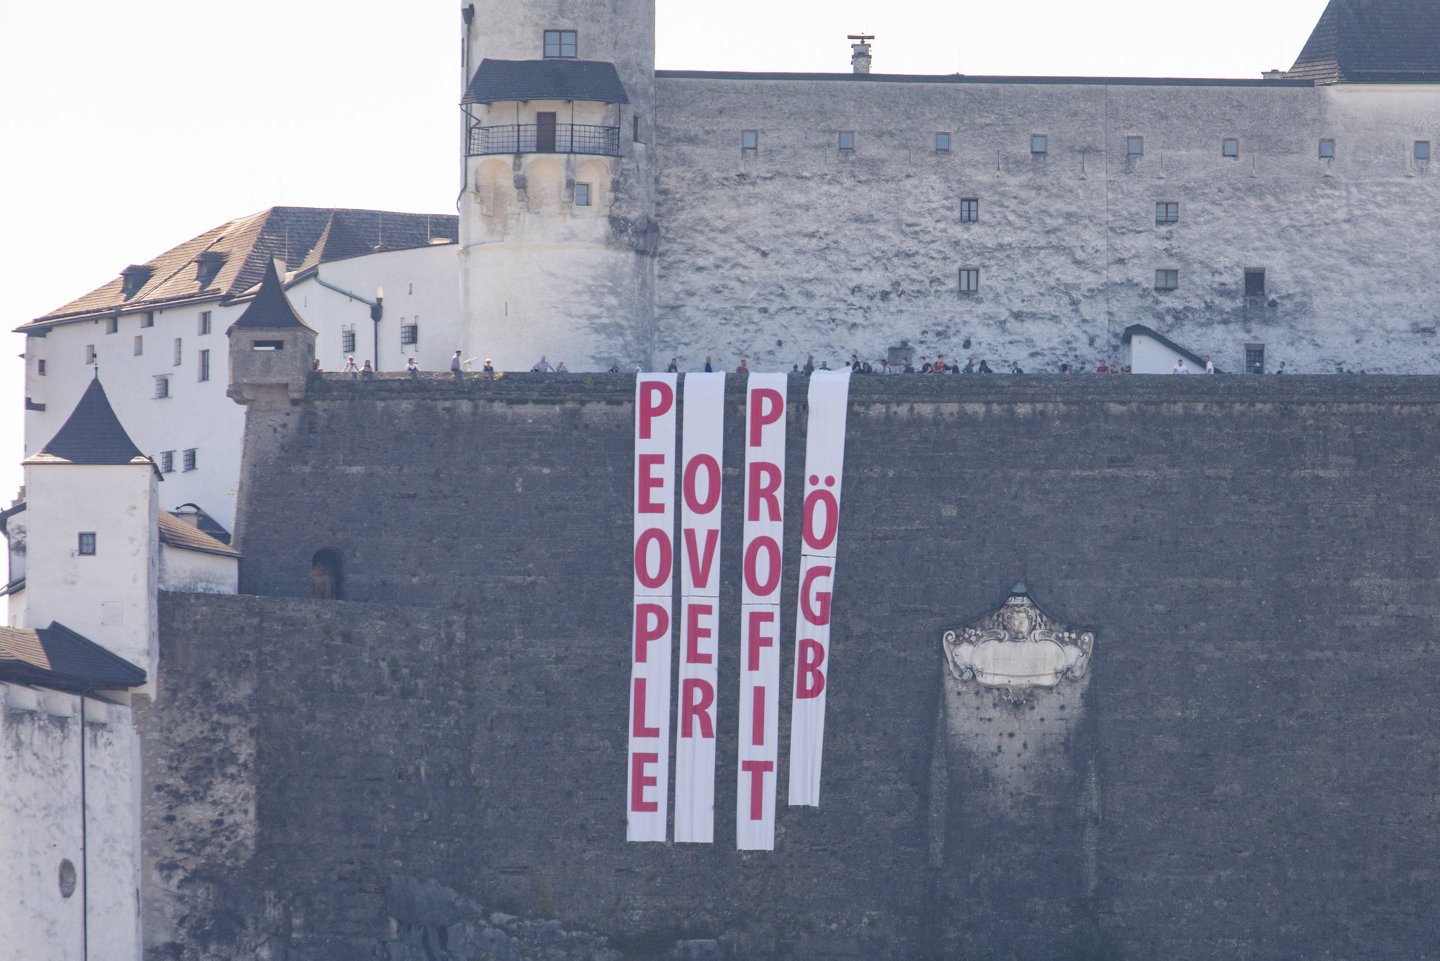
[674,373,726,843]
[737,373,787,850]
[628,374,678,842]
[788,369,852,807]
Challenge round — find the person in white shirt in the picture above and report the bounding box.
[1203,354,1215,374]
[1276,361,1289,374]
[1172,358,1189,374]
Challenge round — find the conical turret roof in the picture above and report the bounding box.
[25,377,152,467]
[229,260,313,331]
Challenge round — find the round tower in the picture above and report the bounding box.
[458,0,657,372]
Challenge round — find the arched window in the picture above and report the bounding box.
[311,548,344,600]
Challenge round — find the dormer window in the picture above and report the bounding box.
[543,30,577,58]
[195,251,226,288]
[121,265,153,300]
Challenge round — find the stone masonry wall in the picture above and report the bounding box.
[151,374,1440,960]
[652,77,1440,376]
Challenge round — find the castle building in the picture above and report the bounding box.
[8,4,1440,957]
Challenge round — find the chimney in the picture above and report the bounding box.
[849,34,874,74]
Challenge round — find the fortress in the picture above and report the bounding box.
[7,1,1440,959]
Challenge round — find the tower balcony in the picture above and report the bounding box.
[467,121,621,157]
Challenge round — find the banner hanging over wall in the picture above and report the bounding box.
[787,369,852,807]
[737,373,787,851]
[628,374,678,843]
[674,373,726,844]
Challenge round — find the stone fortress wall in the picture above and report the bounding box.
[649,77,1440,375]
[139,374,1440,960]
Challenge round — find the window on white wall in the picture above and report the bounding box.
[173,338,183,366]
[1416,141,1431,162]
[198,349,210,382]
[935,132,951,152]
[1031,134,1047,154]
[574,182,592,206]
[1222,138,1240,158]
[1126,136,1144,156]
[959,198,979,223]
[341,325,356,355]
[1156,202,1179,224]
[85,344,96,365]
[741,130,759,150]
[153,375,170,399]
[958,268,980,294]
[1318,139,1335,159]
[105,317,118,334]
[159,451,175,473]
[543,29,577,58]
[78,532,96,556]
[198,311,212,335]
[134,335,144,356]
[838,131,855,152]
[183,448,197,472]
[1155,269,1179,290]
[37,360,46,376]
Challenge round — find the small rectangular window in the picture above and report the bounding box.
[1222,138,1240,158]
[153,375,170,399]
[173,337,183,366]
[1246,344,1266,375]
[105,317,118,334]
[85,344,96,365]
[1245,268,1266,298]
[543,29,577,58]
[1031,134,1048,155]
[140,313,154,328]
[742,130,759,150]
[575,182,592,206]
[78,532,96,556]
[1318,138,1335,159]
[959,198,979,223]
[341,325,357,355]
[134,335,144,356]
[37,359,46,376]
[633,114,644,144]
[183,448,197,472]
[198,311,212,335]
[159,450,175,473]
[251,340,283,351]
[198,349,210,382]
[1156,201,1179,224]
[400,323,419,346]
[958,268,980,294]
[935,132,951,152]
[1416,141,1431,162]
[1155,269,1179,291]
[1126,136,1144,156]
[838,131,855,152]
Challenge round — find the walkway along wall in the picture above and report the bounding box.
[141,374,1440,960]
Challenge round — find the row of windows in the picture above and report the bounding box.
[156,449,199,473]
[951,266,1267,296]
[103,310,213,336]
[739,129,1428,161]
[80,347,211,381]
[340,323,440,352]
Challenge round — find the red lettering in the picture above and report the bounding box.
[680,678,715,738]
[743,536,780,597]
[740,759,774,821]
[637,453,667,514]
[633,603,668,662]
[746,462,782,522]
[746,609,776,671]
[685,602,714,664]
[683,528,719,590]
[630,752,659,812]
[631,678,660,736]
[637,380,673,440]
[682,454,721,514]
[751,685,766,745]
[802,486,839,551]
[795,638,827,699]
[633,529,672,590]
[800,564,833,626]
[747,387,784,447]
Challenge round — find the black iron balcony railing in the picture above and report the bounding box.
[467,123,621,157]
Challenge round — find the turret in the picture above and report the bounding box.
[21,376,160,680]
[226,261,317,405]
[458,0,658,371]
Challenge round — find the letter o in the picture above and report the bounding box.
[802,488,840,552]
[683,454,721,514]
[744,536,781,596]
[634,528,672,589]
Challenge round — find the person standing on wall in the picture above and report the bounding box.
[451,350,464,380]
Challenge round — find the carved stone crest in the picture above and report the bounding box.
[942,583,1094,692]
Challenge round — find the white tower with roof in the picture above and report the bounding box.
[458,0,657,371]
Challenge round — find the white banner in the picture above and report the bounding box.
[737,373,787,850]
[787,369,852,807]
[674,373,725,844]
[628,374,678,842]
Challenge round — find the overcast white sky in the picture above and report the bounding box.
[0,0,1328,531]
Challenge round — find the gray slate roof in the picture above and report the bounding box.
[1289,0,1440,83]
[0,622,147,691]
[463,59,630,104]
[230,260,312,331]
[26,378,152,468]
